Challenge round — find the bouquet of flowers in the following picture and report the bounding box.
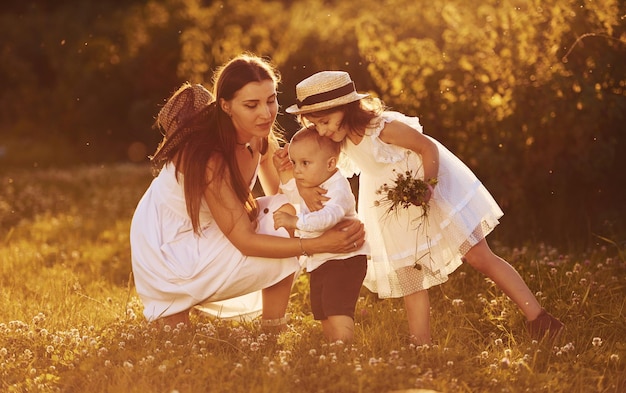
[374,168,438,270]
[374,168,438,219]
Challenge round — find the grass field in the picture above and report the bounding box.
[0,164,624,392]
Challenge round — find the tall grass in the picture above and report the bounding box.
[0,164,624,392]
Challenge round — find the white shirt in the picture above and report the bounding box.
[280,171,369,272]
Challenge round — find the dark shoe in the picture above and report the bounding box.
[527,309,564,341]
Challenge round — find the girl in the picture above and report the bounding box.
[130,57,365,330]
[283,70,563,343]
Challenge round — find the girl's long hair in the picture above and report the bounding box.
[175,54,281,234]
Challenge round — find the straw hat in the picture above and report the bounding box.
[285,71,369,115]
[151,83,213,165]
[157,83,213,136]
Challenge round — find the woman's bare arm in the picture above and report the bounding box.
[204,156,364,258]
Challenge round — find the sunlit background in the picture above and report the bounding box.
[1,0,624,246]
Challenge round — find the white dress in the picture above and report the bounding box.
[340,111,504,298]
[130,163,299,321]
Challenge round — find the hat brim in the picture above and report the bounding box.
[285,92,369,115]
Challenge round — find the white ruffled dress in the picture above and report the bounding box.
[130,163,299,321]
[340,111,504,298]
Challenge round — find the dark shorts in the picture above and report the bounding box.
[309,255,367,320]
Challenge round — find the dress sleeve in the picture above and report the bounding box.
[337,151,360,178]
[369,111,425,164]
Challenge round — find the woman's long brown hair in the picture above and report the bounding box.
[175,54,281,235]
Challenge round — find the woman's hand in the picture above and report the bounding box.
[297,182,329,212]
[314,218,365,254]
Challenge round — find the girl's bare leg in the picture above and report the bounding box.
[404,289,432,345]
[463,239,542,320]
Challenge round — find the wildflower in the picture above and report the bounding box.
[375,165,438,218]
[452,299,464,307]
[592,337,603,347]
[609,354,619,363]
[309,349,317,356]
[494,338,503,346]
[46,345,54,354]
[446,361,454,367]
[249,342,260,352]
[123,361,133,371]
[481,351,489,359]
[564,342,574,351]
[0,348,7,356]
[32,313,46,325]
[158,364,167,373]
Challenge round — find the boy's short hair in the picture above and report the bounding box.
[290,126,341,157]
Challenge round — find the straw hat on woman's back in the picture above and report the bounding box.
[151,83,213,167]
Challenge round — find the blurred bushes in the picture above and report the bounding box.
[0,0,624,246]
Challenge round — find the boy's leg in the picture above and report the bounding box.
[316,255,367,342]
[321,315,355,342]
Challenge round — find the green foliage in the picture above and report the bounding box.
[0,0,624,244]
[0,164,625,392]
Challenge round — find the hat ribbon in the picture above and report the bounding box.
[296,82,356,108]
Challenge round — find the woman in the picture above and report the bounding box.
[130,55,365,329]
